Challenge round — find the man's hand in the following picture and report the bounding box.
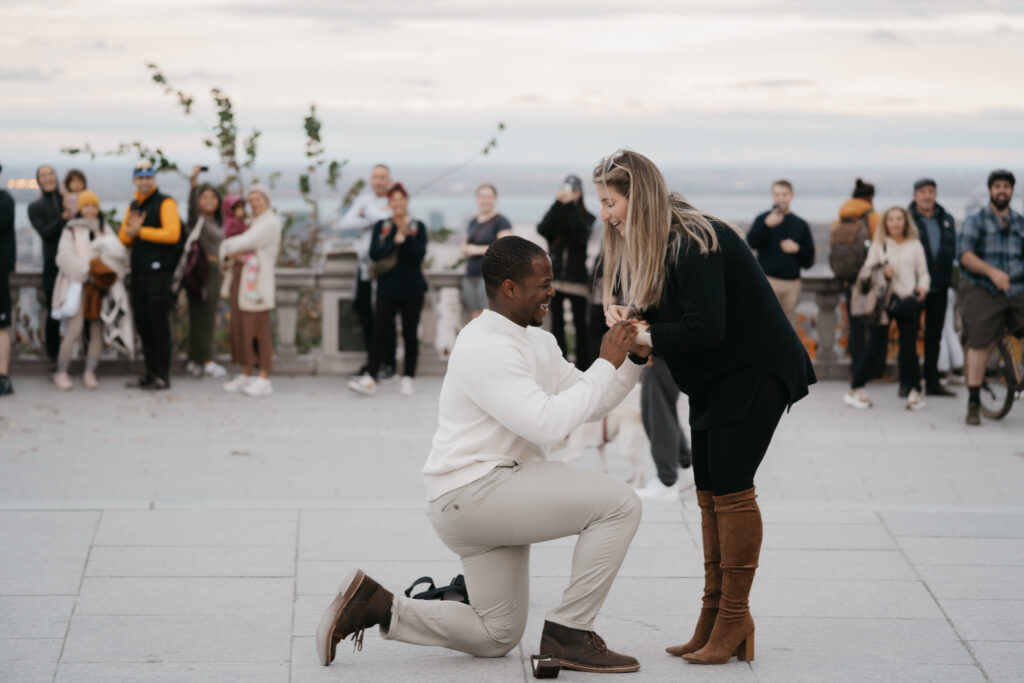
[599,321,638,368]
[764,209,784,228]
[780,238,800,254]
[125,211,144,238]
[990,267,1011,293]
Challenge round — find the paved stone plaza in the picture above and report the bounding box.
[1,376,1022,682]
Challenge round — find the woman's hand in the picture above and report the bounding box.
[883,265,895,279]
[632,320,652,347]
[915,287,927,302]
[604,305,636,327]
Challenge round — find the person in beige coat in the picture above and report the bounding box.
[219,185,282,397]
[844,206,930,411]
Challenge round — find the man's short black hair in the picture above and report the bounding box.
[482,236,547,299]
[988,169,1016,189]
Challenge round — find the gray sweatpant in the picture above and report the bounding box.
[640,357,691,486]
[382,460,642,657]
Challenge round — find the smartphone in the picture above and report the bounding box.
[199,166,209,173]
[560,183,573,194]
[771,203,781,211]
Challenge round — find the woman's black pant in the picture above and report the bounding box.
[369,295,423,379]
[849,306,921,392]
[550,291,589,369]
[691,374,788,496]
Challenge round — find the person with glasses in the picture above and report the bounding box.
[595,150,815,666]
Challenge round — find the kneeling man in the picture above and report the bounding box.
[318,236,649,674]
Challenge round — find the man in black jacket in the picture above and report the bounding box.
[27,165,64,365]
[908,178,957,397]
[0,163,14,396]
[118,160,181,390]
[746,180,815,327]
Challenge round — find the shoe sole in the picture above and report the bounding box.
[347,381,375,396]
[555,659,641,673]
[316,569,365,666]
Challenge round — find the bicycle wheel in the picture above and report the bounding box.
[979,340,1015,419]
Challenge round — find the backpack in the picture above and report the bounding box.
[829,211,872,283]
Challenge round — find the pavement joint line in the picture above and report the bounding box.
[289,511,300,683]
[876,511,992,682]
[52,509,103,683]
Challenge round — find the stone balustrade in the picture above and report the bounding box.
[7,252,853,378]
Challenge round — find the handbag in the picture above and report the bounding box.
[370,220,399,277]
[849,243,889,323]
[403,574,470,604]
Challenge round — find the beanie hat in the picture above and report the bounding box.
[247,184,272,203]
[77,190,100,208]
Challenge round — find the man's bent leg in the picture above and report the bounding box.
[382,544,529,658]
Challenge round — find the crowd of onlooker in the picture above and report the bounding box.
[1,159,1021,432]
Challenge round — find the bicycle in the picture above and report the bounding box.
[977,328,1024,420]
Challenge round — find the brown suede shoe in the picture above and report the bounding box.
[316,569,394,666]
[539,620,640,673]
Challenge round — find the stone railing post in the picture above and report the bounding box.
[803,269,845,380]
[274,267,316,361]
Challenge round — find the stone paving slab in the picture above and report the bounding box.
[1,376,1022,681]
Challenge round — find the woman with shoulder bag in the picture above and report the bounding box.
[844,206,930,411]
[348,183,428,397]
[178,165,227,379]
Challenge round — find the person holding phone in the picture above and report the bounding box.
[595,151,815,665]
[537,174,595,368]
[118,159,181,390]
[746,180,814,327]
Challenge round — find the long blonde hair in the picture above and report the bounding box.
[592,150,742,310]
[874,206,919,243]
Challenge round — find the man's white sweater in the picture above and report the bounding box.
[422,309,643,501]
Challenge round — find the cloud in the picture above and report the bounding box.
[0,67,63,83]
[83,39,126,53]
[867,28,912,45]
[729,79,817,91]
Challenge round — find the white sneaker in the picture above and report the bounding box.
[635,477,681,501]
[906,388,926,411]
[400,376,414,395]
[347,374,376,396]
[843,390,871,409]
[244,376,273,397]
[203,361,228,378]
[186,361,203,378]
[223,374,252,393]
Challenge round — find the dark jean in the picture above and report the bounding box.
[130,269,173,382]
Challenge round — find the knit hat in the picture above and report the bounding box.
[913,178,936,192]
[133,160,155,178]
[77,190,100,208]
[247,184,272,203]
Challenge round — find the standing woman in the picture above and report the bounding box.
[219,185,282,397]
[460,184,512,318]
[28,165,65,366]
[348,183,427,397]
[844,206,930,411]
[595,151,815,665]
[182,165,227,378]
[537,174,595,368]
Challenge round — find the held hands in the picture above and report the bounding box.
[990,268,1012,293]
[780,238,800,254]
[599,321,639,368]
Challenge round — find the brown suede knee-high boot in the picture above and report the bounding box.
[683,487,760,665]
[666,490,720,656]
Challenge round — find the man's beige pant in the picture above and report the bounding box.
[766,276,802,327]
[381,460,641,657]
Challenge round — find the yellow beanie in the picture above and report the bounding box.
[77,190,100,208]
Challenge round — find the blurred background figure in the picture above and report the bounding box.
[460,183,512,318]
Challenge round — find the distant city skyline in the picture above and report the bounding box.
[3,1,1024,168]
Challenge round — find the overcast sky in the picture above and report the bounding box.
[3,0,1024,169]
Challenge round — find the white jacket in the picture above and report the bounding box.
[219,209,283,312]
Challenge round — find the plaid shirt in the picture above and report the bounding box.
[957,205,1024,297]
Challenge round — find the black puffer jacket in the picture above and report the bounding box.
[908,201,956,292]
[537,201,593,284]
